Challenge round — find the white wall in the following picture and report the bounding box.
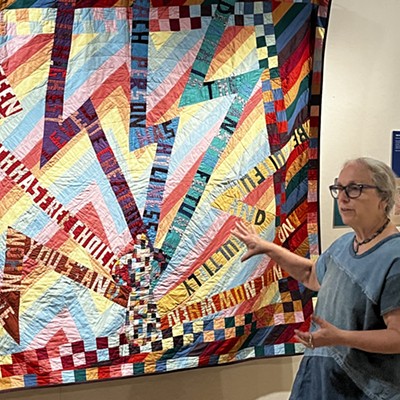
[3,0,400,399]
[320,0,400,248]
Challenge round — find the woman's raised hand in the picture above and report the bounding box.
[231,220,265,262]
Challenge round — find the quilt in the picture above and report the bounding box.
[0,0,331,391]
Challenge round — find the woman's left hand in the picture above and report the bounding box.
[294,315,343,349]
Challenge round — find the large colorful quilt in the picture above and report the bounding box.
[0,0,331,392]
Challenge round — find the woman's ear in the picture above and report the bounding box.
[379,198,389,214]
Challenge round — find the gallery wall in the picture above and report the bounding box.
[3,0,400,399]
[319,0,400,248]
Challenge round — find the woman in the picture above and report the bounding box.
[231,157,400,400]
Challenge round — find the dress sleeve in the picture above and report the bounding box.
[315,251,328,285]
[381,259,400,316]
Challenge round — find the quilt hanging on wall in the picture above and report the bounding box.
[0,0,331,392]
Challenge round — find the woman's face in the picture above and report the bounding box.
[335,162,387,228]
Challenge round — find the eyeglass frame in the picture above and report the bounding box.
[329,183,381,199]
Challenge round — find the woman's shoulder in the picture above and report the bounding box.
[373,232,400,252]
[329,231,400,253]
[336,231,355,242]
[327,232,354,250]
[317,233,353,264]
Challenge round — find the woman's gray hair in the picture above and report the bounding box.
[343,157,397,216]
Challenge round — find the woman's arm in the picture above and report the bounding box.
[296,310,400,354]
[231,220,320,291]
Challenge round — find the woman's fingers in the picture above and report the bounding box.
[312,315,325,326]
[294,330,315,349]
[233,220,248,235]
[231,220,261,262]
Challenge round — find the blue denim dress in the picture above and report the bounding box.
[290,233,400,400]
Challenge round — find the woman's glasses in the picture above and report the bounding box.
[329,183,380,199]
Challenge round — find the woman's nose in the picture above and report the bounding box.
[337,189,349,201]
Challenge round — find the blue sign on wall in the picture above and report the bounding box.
[392,131,400,177]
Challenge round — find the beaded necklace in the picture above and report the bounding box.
[353,218,390,254]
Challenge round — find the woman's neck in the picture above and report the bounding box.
[353,217,390,242]
[353,217,396,254]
